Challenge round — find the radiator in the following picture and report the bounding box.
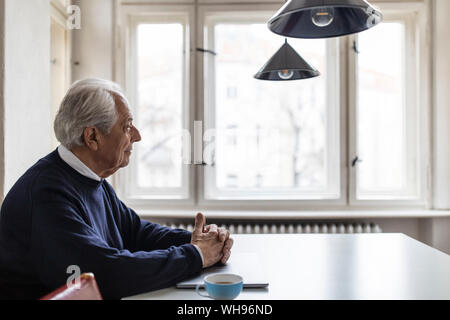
[166,222,382,234]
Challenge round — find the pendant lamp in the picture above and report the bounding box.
[268,0,382,39]
[254,39,320,81]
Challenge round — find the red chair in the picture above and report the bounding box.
[40,273,103,300]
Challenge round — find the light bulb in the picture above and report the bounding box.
[311,7,335,27]
[278,69,294,80]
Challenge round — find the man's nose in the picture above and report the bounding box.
[132,126,142,143]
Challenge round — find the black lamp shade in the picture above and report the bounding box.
[268,0,382,39]
[254,41,320,81]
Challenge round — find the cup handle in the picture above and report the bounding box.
[195,284,212,299]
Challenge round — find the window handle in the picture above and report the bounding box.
[192,162,215,167]
[196,48,217,56]
[193,162,208,166]
[352,40,360,54]
[352,156,362,167]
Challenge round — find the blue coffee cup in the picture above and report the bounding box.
[195,273,243,300]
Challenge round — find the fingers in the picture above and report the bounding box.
[196,215,231,243]
[221,238,233,264]
[221,250,231,264]
[203,224,219,240]
[223,237,234,251]
[221,254,230,264]
[193,212,205,234]
[218,228,230,243]
[203,226,229,242]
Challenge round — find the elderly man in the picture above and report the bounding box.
[0,78,233,300]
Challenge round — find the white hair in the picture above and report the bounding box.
[54,78,129,149]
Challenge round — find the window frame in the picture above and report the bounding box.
[114,4,197,210]
[198,5,345,206]
[196,3,348,210]
[50,0,72,149]
[348,1,432,208]
[113,0,432,212]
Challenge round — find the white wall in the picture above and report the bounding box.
[423,0,450,255]
[0,0,5,199]
[0,0,114,197]
[71,0,114,81]
[432,0,450,210]
[1,0,52,194]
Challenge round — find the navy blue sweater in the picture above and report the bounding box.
[0,150,202,299]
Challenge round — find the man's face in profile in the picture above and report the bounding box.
[96,97,142,173]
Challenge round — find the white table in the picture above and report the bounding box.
[125,234,450,300]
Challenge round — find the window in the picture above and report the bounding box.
[356,22,418,199]
[357,23,407,197]
[120,10,193,204]
[202,14,340,200]
[349,5,430,206]
[117,1,430,210]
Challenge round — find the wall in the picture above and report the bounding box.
[432,0,450,209]
[424,0,450,255]
[0,0,52,196]
[71,0,114,81]
[0,0,5,200]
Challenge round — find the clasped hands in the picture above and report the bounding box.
[190,212,234,268]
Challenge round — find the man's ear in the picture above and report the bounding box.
[83,127,100,151]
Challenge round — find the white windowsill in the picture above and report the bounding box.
[138,209,450,220]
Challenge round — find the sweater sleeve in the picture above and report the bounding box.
[103,182,194,252]
[118,201,193,252]
[31,201,202,299]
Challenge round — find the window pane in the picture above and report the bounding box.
[356,22,414,198]
[207,22,339,199]
[135,24,184,189]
